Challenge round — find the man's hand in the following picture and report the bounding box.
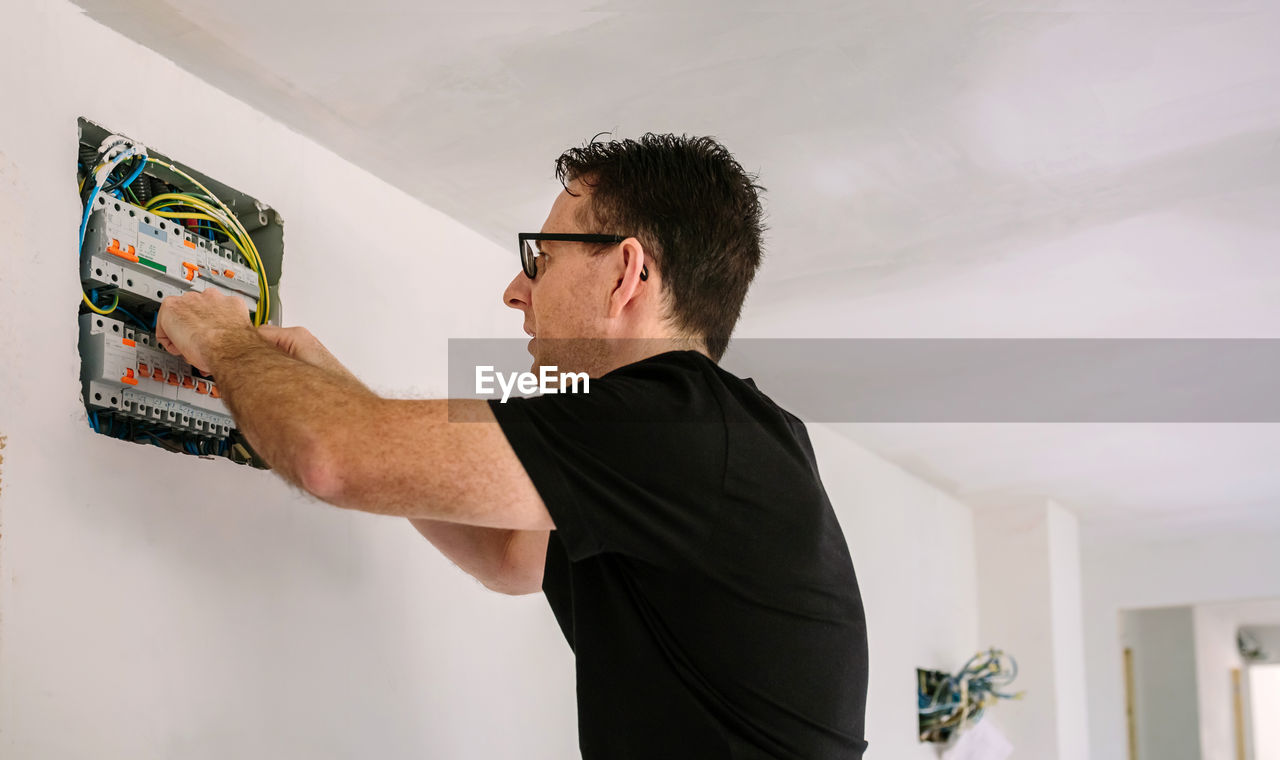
[257,325,359,383]
[155,289,254,373]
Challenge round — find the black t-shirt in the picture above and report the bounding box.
[488,351,868,759]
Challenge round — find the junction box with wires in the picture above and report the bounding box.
[76,118,284,467]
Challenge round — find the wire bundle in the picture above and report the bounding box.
[917,648,1023,743]
[77,137,271,324]
[79,137,148,315]
[140,159,271,325]
[88,410,240,460]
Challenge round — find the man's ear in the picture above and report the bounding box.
[607,237,648,319]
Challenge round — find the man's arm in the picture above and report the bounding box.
[155,290,553,574]
[409,521,548,595]
[256,324,548,594]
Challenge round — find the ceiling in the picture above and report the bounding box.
[73,0,1280,538]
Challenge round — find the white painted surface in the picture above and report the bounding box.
[809,424,980,760]
[973,501,1088,760]
[0,3,578,758]
[1250,664,1280,760]
[1047,503,1090,760]
[840,424,1280,542]
[976,504,1059,757]
[0,7,986,757]
[1120,607,1201,760]
[1083,530,1280,760]
[68,0,1280,540]
[1192,600,1280,760]
[943,721,1014,760]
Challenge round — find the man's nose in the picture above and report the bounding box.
[502,271,530,311]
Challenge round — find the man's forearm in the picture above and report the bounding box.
[207,327,376,490]
[409,521,548,594]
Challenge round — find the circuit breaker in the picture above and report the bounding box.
[81,195,262,312]
[77,119,283,466]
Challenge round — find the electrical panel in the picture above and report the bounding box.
[81,195,262,312]
[77,118,283,466]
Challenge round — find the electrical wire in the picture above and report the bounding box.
[142,159,271,324]
[112,304,152,331]
[917,648,1023,742]
[79,141,148,315]
[108,156,146,193]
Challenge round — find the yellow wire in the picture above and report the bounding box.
[149,208,259,279]
[143,160,271,323]
[146,209,223,226]
[80,160,118,315]
[143,167,265,281]
[82,289,118,314]
[147,201,266,313]
[143,183,270,324]
[148,196,253,253]
[147,196,263,284]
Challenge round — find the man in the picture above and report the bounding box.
[157,134,869,758]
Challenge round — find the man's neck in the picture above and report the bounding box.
[598,336,707,376]
[541,336,707,378]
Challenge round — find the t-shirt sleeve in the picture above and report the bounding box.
[487,360,727,565]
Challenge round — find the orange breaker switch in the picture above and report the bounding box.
[138,362,150,376]
[121,368,138,386]
[166,372,181,386]
[122,338,136,347]
[182,262,199,282]
[181,376,195,389]
[105,238,140,263]
[209,385,221,399]
[151,367,164,381]
[196,380,209,395]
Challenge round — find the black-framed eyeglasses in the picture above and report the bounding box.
[517,232,648,281]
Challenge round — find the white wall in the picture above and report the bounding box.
[1250,664,1280,760]
[1120,606,1201,760]
[1193,600,1280,760]
[809,424,981,760]
[0,2,579,758]
[1083,528,1280,760]
[973,500,1090,760]
[0,5,988,759]
[1048,503,1090,760]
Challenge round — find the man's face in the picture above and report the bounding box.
[502,183,614,374]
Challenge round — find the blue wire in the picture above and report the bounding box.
[79,184,101,251]
[80,150,144,252]
[118,158,146,191]
[113,304,151,331]
[138,432,166,448]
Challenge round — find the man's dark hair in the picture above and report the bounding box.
[554,133,766,361]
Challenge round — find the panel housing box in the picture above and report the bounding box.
[77,118,284,467]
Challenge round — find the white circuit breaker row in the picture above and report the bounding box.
[79,313,235,438]
[80,193,262,315]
